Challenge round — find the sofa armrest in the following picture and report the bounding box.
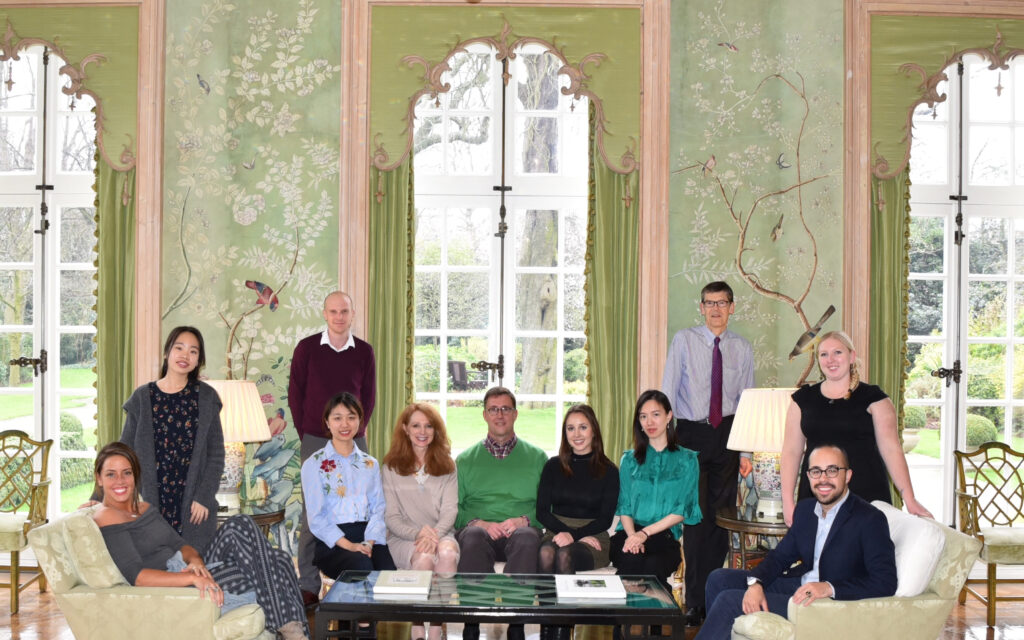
[786,594,951,639]
[57,584,223,640]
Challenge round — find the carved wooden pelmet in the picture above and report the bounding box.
[873,29,1024,180]
[372,21,637,179]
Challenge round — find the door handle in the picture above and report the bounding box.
[9,349,47,377]
[930,359,961,387]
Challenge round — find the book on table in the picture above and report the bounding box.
[373,570,433,595]
[554,574,627,600]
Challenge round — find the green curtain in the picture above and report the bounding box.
[586,105,640,464]
[366,162,415,460]
[869,168,911,507]
[95,162,136,446]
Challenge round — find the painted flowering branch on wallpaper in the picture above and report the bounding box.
[162,0,339,381]
[673,0,841,385]
[160,0,341,551]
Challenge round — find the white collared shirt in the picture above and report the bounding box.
[802,488,851,595]
[320,330,355,353]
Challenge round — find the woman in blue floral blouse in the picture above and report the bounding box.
[300,392,396,578]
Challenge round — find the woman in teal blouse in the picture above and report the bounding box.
[610,389,702,590]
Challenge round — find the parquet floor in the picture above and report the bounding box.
[5,576,1024,640]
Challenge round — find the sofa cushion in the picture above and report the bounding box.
[64,508,129,589]
[0,512,27,550]
[731,611,793,640]
[980,526,1024,564]
[871,501,944,597]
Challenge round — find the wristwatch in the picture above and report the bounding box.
[746,576,761,587]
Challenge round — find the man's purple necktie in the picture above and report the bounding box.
[710,336,723,427]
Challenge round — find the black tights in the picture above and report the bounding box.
[537,541,595,574]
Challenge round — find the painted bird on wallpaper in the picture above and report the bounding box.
[718,42,739,52]
[196,73,211,95]
[788,304,837,360]
[245,280,280,311]
[776,153,791,169]
[268,408,287,437]
[770,214,784,242]
[701,154,716,177]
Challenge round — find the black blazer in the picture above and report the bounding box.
[751,493,897,601]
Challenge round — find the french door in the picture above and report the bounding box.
[908,55,1024,524]
[0,46,99,515]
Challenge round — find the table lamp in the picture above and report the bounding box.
[726,388,795,519]
[206,379,272,511]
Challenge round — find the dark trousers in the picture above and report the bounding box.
[455,526,541,574]
[694,568,802,640]
[679,415,738,608]
[313,521,396,579]
[608,529,680,592]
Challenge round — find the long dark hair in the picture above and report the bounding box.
[159,326,206,383]
[632,389,679,465]
[322,392,364,438]
[558,404,612,478]
[93,442,142,513]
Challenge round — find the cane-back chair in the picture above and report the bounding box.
[0,429,53,613]
[954,441,1024,627]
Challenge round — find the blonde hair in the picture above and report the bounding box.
[816,330,863,399]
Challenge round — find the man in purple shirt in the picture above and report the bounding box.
[289,290,376,606]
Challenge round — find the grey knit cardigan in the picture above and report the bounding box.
[118,381,225,553]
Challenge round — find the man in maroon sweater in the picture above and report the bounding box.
[288,290,376,606]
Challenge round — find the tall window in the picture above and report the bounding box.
[412,43,589,451]
[0,46,98,514]
[907,54,1024,521]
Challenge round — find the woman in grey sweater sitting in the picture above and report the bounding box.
[92,442,308,640]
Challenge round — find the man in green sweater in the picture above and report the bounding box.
[456,386,547,640]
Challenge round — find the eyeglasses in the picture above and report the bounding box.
[486,406,516,415]
[701,300,732,308]
[806,465,847,479]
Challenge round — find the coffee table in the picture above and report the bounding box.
[315,571,683,640]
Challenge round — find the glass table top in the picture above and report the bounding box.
[322,572,679,611]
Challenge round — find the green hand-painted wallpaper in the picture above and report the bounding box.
[161,0,341,550]
[668,0,844,387]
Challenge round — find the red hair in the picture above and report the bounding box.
[382,403,456,476]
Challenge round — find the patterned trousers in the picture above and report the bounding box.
[206,515,308,635]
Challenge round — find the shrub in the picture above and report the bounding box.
[59,412,94,488]
[966,413,999,448]
[903,406,926,430]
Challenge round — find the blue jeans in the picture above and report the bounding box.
[694,568,803,640]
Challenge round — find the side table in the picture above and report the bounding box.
[716,506,788,569]
[217,506,285,540]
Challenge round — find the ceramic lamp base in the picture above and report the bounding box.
[752,451,783,519]
[217,441,246,512]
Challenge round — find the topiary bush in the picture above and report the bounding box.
[60,412,94,488]
[904,406,926,430]
[966,413,999,448]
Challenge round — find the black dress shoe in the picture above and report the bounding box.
[507,623,526,640]
[462,623,480,640]
[684,606,706,627]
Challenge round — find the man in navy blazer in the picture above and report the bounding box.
[695,444,897,639]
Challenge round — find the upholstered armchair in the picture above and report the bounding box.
[730,502,981,640]
[955,441,1024,627]
[27,507,274,640]
[0,429,51,613]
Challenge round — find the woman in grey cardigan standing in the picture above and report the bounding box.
[118,325,225,552]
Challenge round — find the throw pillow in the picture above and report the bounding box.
[871,500,944,597]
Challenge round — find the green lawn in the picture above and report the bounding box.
[0,366,95,420]
[61,481,95,512]
[446,405,558,451]
[912,428,1024,458]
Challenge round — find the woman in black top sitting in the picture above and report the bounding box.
[535,404,619,640]
[91,442,308,640]
[536,403,619,573]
